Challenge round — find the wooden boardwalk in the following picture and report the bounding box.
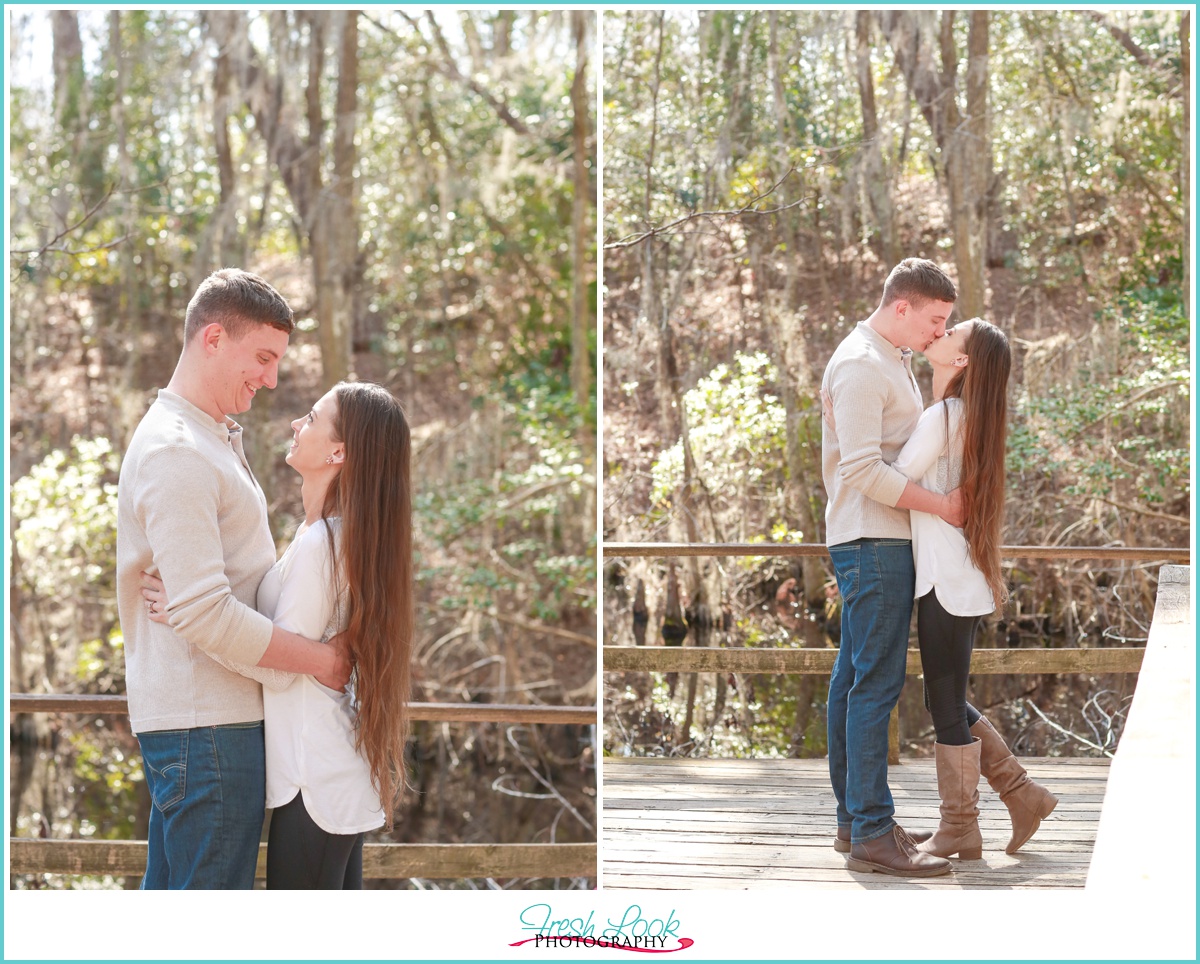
[602,755,1108,890]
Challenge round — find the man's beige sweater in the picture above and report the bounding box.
[821,322,924,547]
[116,390,276,734]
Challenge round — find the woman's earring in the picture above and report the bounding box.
[325,455,335,465]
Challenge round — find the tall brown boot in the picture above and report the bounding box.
[917,738,983,860]
[972,714,1058,854]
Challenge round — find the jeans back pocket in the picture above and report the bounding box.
[828,543,861,604]
[139,729,189,814]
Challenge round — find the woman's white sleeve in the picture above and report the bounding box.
[272,525,339,645]
[893,405,949,483]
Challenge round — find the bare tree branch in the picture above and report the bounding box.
[393,10,534,138]
[1065,377,1189,441]
[1025,698,1114,757]
[12,182,118,260]
[493,614,595,648]
[1082,10,1184,97]
[1083,11,1158,70]
[604,168,808,250]
[1089,495,1190,527]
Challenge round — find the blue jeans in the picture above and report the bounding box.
[138,721,266,889]
[827,539,915,844]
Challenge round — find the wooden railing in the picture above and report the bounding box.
[602,543,1187,760]
[8,698,597,881]
[604,542,1189,562]
[9,695,595,726]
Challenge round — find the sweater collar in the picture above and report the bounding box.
[856,321,908,360]
[156,389,242,441]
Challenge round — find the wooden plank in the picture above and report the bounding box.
[8,839,596,880]
[600,860,1088,889]
[600,758,1113,773]
[603,830,1098,855]
[603,646,1144,675]
[601,796,1104,813]
[1087,565,1194,894]
[601,756,1107,890]
[601,781,1107,799]
[601,846,1094,877]
[605,815,1101,836]
[600,872,1081,891]
[603,543,1189,563]
[7,694,596,725]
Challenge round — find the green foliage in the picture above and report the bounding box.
[1010,286,1189,504]
[415,395,594,622]
[11,436,120,601]
[650,352,788,528]
[69,732,142,801]
[992,11,1185,292]
[10,11,212,304]
[357,15,594,419]
[75,627,125,689]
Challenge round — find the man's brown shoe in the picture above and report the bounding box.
[846,825,952,877]
[835,825,932,854]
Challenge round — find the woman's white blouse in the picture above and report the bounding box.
[256,518,385,835]
[892,399,996,617]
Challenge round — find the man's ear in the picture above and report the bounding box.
[200,322,226,354]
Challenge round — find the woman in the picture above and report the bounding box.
[893,318,1057,859]
[145,380,413,887]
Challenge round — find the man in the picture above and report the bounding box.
[116,268,350,889]
[821,258,963,877]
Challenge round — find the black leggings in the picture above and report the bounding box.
[917,591,984,746]
[266,792,364,890]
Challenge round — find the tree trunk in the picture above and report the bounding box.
[108,13,142,398]
[569,12,593,424]
[879,10,990,316]
[1183,12,1191,323]
[311,12,358,390]
[661,561,687,703]
[208,10,357,388]
[329,10,359,387]
[855,11,899,267]
[495,11,514,59]
[631,578,648,646]
[964,12,991,304]
[51,12,100,216]
[195,10,241,280]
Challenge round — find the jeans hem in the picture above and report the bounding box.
[853,820,896,846]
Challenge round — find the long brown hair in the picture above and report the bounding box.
[319,381,413,827]
[942,320,1011,607]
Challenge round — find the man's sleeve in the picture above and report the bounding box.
[202,527,338,689]
[138,447,274,665]
[893,405,949,484]
[206,653,296,692]
[829,356,913,508]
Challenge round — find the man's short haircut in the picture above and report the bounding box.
[881,258,957,309]
[183,268,295,343]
